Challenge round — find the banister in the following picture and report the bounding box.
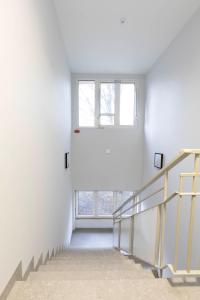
[113,149,200,277]
[137,152,187,194]
[113,148,200,277]
[113,149,200,215]
[113,194,135,215]
[114,192,178,221]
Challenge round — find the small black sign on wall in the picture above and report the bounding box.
[154,153,164,169]
[65,153,69,169]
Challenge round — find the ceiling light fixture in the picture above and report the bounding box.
[120,17,126,24]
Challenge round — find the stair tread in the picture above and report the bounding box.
[47,259,133,265]
[7,279,184,300]
[38,263,142,271]
[28,269,154,281]
[54,255,127,260]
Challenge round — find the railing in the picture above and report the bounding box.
[113,149,200,277]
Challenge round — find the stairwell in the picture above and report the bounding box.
[6,247,200,300]
[6,150,200,299]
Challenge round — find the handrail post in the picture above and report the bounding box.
[130,196,136,255]
[173,175,183,272]
[186,153,200,272]
[154,205,161,267]
[158,171,168,273]
[118,208,122,249]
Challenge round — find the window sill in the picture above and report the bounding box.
[76,216,113,220]
[74,126,136,130]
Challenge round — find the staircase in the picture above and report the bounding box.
[6,149,200,299]
[6,248,200,300]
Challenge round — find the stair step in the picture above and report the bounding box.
[56,253,122,258]
[64,250,117,252]
[47,258,132,265]
[7,279,183,300]
[58,250,122,256]
[28,269,154,281]
[38,263,141,272]
[53,255,127,261]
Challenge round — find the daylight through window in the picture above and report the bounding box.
[78,80,136,127]
[76,191,133,217]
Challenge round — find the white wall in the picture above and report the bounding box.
[72,74,145,191]
[0,0,72,295]
[144,8,200,181]
[75,219,113,229]
[71,74,145,229]
[144,8,200,270]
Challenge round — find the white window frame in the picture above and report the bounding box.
[75,79,138,129]
[75,191,133,219]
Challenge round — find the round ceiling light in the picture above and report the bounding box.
[120,17,126,24]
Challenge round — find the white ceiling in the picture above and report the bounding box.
[54,0,200,74]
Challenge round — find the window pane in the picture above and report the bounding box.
[120,83,135,125]
[116,191,133,208]
[77,191,94,216]
[100,115,114,126]
[115,191,133,216]
[79,81,95,127]
[97,191,113,215]
[122,191,133,202]
[100,83,115,125]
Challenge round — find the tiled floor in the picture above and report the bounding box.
[70,228,113,248]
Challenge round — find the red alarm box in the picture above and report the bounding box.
[74,129,80,134]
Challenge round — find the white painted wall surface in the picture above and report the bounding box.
[133,207,158,265]
[0,0,72,295]
[72,74,145,191]
[120,218,132,254]
[143,8,200,270]
[144,8,200,182]
[75,219,113,229]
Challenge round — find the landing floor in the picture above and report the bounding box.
[70,228,113,249]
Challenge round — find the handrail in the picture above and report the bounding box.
[113,149,200,215]
[114,191,178,220]
[113,194,135,215]
[113,149,200,277]
[114,187,165,219]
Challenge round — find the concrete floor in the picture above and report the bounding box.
[70,228,113,249]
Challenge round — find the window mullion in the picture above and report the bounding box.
[94,191,98,217]
[115,82,120,127]
[134,84,138,125]
[113,191,116,212]
[95,82,100,127]
[75,191,78,218]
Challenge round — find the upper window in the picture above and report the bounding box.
[100,83,115,126]
[78,81,95,127]
[78,80,136,128]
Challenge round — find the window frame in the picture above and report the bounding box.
[76,79,137,129]
[78,80,96,128]
[75,190,134,219]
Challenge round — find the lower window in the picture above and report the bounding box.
[75,191,133,218]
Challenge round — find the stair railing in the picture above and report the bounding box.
[113,149,200,277]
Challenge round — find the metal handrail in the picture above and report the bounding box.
[113,149,200,215]
[114,188,173,220]
[113,149,200,277]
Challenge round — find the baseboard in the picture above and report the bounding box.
[0,262,22,300]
